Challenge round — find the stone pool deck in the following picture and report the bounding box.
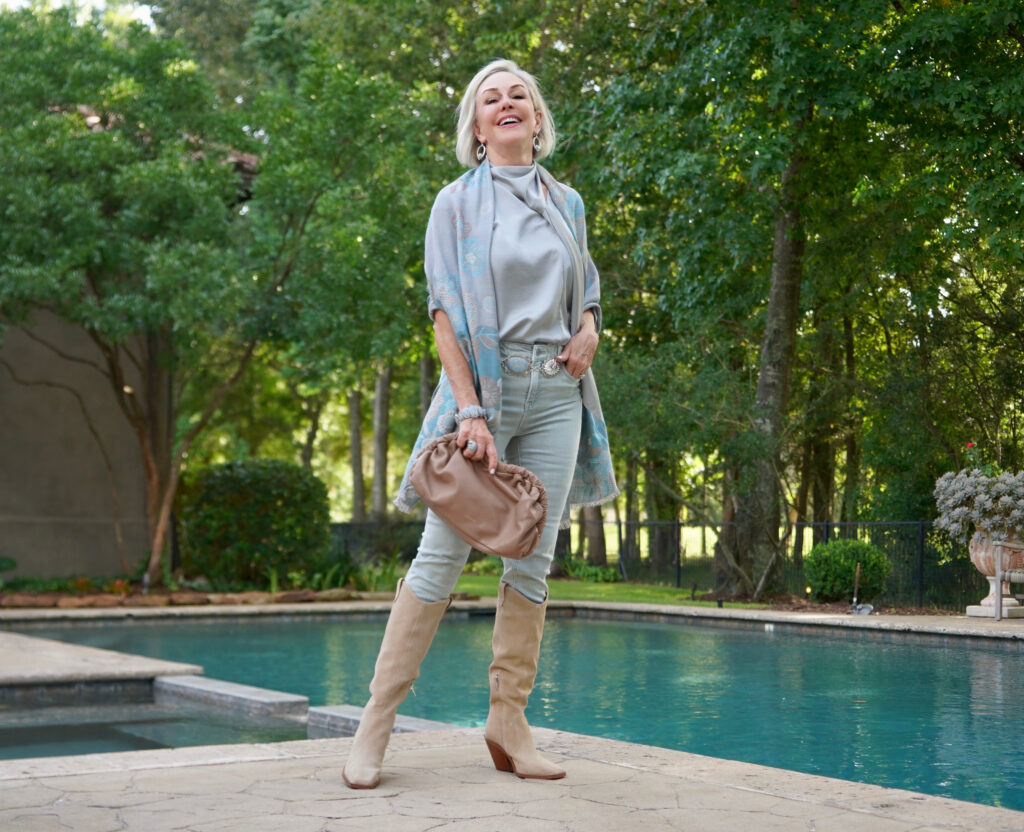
[2,603,1024,830]
[4,728,1024,832]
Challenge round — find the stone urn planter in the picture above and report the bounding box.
[933,467,1024,618]
[967,532,1024,615]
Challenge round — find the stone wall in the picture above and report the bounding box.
[0,313,148,579]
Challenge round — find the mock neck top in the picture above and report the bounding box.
[489,164,573,344]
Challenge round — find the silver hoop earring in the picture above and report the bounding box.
[476,143,487,161]
[533,134,541,153]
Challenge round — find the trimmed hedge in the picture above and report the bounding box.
[804,538,892,603]
[179,459,331,587]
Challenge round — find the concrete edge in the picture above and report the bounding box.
[0,631,204,685]
[4,596,1024,642]
[306,703,456,739]
[555,600,1024,642]
[153,674,308,718]
[0,598,497,624]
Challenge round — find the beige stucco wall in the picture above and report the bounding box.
[0,313,148,579]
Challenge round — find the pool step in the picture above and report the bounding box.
[307,704,456,739]
[154,675,308,719]
[0,631,202,708]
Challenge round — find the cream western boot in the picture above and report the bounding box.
[342,579,450,789]
[483,582,566,780]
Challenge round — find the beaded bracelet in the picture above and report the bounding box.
[454,405,487,424]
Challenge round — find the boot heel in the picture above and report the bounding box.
[485,738,514,773]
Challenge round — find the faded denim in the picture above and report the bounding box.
[404,342,583,604]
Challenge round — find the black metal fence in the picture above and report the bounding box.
[330,520,423,564]
[606,519,985,611]
[329,517,987,611]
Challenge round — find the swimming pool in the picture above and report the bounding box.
[12,614,1024,810]
[0,701,305,760]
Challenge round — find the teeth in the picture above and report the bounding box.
[499,117,520,126]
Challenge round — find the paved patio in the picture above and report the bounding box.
[2,602,1024,830]
[4,727,1024,832]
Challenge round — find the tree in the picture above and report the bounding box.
[0,10,256,583]
[0,10,432,581]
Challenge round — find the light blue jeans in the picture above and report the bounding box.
[404,342,583,604]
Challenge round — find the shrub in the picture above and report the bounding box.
[179,459,331,587]
[563,558,621,583]
[0,556,16,590]
[804,539,892,603]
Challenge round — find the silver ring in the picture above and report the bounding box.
[466,440,478,453]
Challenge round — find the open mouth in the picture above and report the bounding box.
[498,116,521,127]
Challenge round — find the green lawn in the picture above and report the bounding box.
[454,573,764,608]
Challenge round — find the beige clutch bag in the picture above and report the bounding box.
[410,433,548,559]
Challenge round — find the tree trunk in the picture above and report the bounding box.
[420,351,436,421]
[146,330,175,574]
[645,455,678,575]
[144,338,258,585]
[810,436,834,541]
[732,153,805,599]
[371,364,392,520]
[792,440,813,567]
[714,459,752,596]
[583,504,607,566]
[300,397,323,469]
[808,304,839,544]
[623,455,639,569]
[839,313,860,524]
[348,388,366,522]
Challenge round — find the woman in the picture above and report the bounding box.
[343,58,617,790]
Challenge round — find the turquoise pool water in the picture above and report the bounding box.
[0,703,304,760]
[11,615,1024,810]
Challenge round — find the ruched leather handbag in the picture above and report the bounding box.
[410,433,548,559]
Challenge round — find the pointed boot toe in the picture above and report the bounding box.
[483,582,566,781]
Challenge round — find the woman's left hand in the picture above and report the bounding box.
[557,311,598,379]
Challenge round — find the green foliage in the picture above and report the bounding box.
[350,553,403,593]
[3,575,76,593]
[0,556,16,590]
[805,539,893,603]
[562,559,621,584]
[179,459,331,587]
[464,557,503,577]
[5,0,1024,559]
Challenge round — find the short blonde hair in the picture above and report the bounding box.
[455,59,556,168]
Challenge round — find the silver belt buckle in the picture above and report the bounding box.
[541,358,560,376]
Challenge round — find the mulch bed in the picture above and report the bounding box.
[758,595,953,616]
[1,589,952,615]
[0,588,484,609]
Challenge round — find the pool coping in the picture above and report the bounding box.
[4,596,1024,644]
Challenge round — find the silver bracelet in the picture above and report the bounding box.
[454,405,487,424]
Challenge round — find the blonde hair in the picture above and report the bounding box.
[455,59,556,168]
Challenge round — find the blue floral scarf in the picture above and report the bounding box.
[395,160,619,522]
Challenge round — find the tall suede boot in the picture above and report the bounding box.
[483,582,566,780]
[342,579,450,789]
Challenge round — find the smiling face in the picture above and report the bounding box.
[472,70,542,166]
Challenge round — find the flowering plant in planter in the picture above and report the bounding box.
[933,468,1024,543]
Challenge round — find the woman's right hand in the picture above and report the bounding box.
[458,417,498,473]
